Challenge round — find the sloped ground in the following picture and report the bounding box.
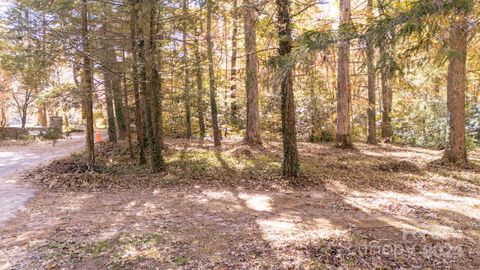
[0,140,479,269]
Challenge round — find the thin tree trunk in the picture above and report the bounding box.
[380,58,392,142]
[243,0,262,145]
[20,107,27,128]
[103,67,117,142]
[222,11,229,138]
[130,0,146,164]
[206,0,221,146]
[122,70,134,158]
[182,0,192,139]
[378,0,392,143]
[230,0,239,127]
[366,0,377,145]
[138,37,154,162]
[100,24,117,143]
[276,0,299,179]
[336,0,353,148]
[81,0,95,163]
[141,0,164,171]
[308,70,319,142]
[444,15,468,163]
[154,9,165,149]
[108,51,127,140]
[194,23,206,140]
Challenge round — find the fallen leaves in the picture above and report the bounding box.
[5,139,479,269]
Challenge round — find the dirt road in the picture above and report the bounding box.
[0,134,85,227]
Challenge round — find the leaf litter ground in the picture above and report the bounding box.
[1,139,479,269]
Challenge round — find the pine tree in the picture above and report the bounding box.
[366,0,377,145]
[206,0,222,146]
[444,9,469,163]
[243,0,262,145]
[182,0,192,139]
[229,0,239,127]
[194,22,206,141]
[130,0,146,164]
[336,0,353,148]
[81,0,95,163]
[276,0,299,179]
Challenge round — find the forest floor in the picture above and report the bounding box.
[0,139,479,269]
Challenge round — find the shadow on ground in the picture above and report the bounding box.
[1,139,479,269]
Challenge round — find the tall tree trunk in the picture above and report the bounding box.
[206,0,222,146]
[130,0,146,164]
[243,0,262,145]
[194,23,206,140]
[276,0,299,179]
[138,37,155,165]
[103,67,117,142]
[99,5,127,141]
[141,0,164,171]
[122,70,134,158]
[308,70,319,142]
[380,56,392,142]
[108,51,127,140]
[444,15,468,163]
[81,0,95,163]
[222,11,229,138]
[378,0,392,143]
[230,0,239,127]
[182,0,192,139]
[366,0,377,145]
[336,0,353,148]
[153,10,165,150]
[100,24,117,143]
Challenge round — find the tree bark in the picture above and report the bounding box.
[243,0,262,145]
[130,0,146,164]
[103,65,117,142]
[20,105,27,129]
[194,23,206,140]
[336,0,353,148]
[276,0,299,179]
[81,0,95,163]
[100,24,117,143]
[444,15,468,163]
[230,0,239,127]
[206,0,222,146]
[366,0,377,145]
[108,50,127,140]
[153,9,165,150]
[182,0,192,139]
[380,57,392,142]
[308,69,319,142]
[141,0,164,171]
[122,70,134,158]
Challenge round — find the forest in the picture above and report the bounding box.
[0,0,479,269]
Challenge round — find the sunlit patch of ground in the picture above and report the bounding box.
[0,139,479,269]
